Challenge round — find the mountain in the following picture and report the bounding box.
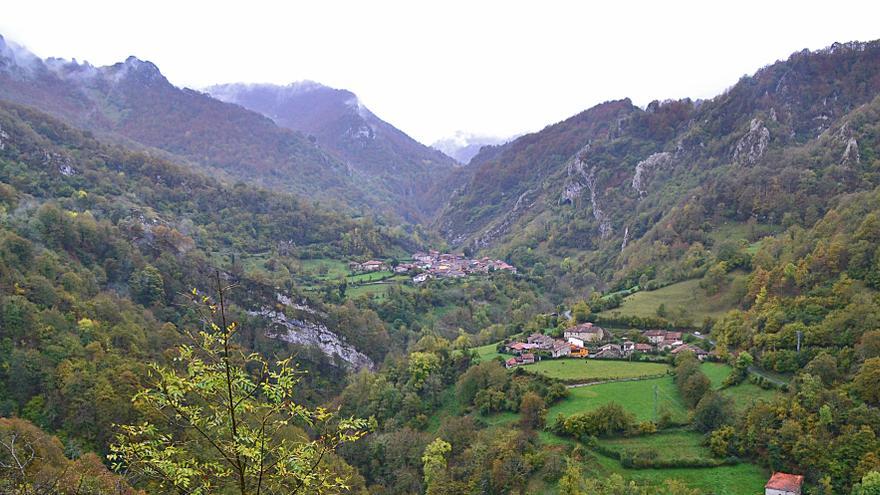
[206,82,458,219]
[431,131,513,164]
[0,34,436,220]
[435,40,880,292]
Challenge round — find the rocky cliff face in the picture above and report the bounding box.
[631,152,673,197]
[563,145,613,239]
[733,118,770,165]
[248,295,374,371]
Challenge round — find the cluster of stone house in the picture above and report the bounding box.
[500,324,709,368]
[504,331,591,368]
[349,260,388,273]
[409,250,516,283]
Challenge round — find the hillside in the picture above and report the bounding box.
[207,82,458,220]
[0,34,433,220]
[435,40,880,295]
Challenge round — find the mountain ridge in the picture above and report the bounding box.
[206,81,459,220]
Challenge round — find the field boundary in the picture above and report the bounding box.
[564,372,669,388]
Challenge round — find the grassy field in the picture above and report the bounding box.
[599,271,748,323]
[346,270,395,283]
[723,381,779,411]
[299,258,350,279]
[587,449,768,495]
[474,342,504,362]
[601,430,712,461]
[527,359,669,382]
[547,375,688,423]
[701,362,733,388]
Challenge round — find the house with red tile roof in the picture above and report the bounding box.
[765,472,804,495]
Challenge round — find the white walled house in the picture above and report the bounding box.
[764,472,804,495]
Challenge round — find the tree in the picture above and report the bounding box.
[129,265,165,306]
[109,275,368,494]
[701,262,729,295]
[854,358,880,406]
[692,392,734,433]
[681,371,711,408]
[858,331,880,360]
[723,351,753,387]
[852,471,880,495]
[558,458,585,495]
[519,392,547,430]
[0,417,140,495]
[421,438,451,495]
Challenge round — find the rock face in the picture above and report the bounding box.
[472,188,536,249]
[842,137,860,166]
[0,124,7,150]
[248,295,373,371]
[733,118,770,165]
[631,152,673,197]
[563,145,612,239]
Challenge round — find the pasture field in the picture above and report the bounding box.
[527,359,669,382]
[299,258,350,279]
[598,272,748,323]
[701,362,733,388]
[474,342,504,362]
[600,429,711,461]
[547,375,688,423]
[587,450,768,495]
[724,381,779,411]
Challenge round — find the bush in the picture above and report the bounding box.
[557,403,635,439]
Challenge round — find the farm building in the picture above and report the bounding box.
[551,340,571,358]
[564,322,606,342]
[764,472,803,495]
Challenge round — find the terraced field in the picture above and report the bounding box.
[527,359,669,383]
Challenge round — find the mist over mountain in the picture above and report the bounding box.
[206,81,458,219]
[0,35,450,220]
[431,131,513,164]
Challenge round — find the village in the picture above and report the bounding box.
[501,322,709,369]
[350,250,517,284]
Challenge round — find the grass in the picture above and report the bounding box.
[586,449,768,495]
[694,362,779,410]
[723,381,779,411]
[474,342,504,362]
[344,283,415,300]
[426,387,463,433]
[599,271,748,324]
[480,411,520,427]
[701,362,733,389]
[527,359,669,382]
[547,375,688,423]
[346,270,395,283]
[299,258,350,280]
[601,429,711,461]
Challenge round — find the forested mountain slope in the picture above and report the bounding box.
[0,99,416,464]
[207,82,458,220]
[435,41,880,294]
[0,34,429,219]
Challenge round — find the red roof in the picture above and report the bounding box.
[765,472,804,491]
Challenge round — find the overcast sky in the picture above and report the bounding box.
[2,1,879,144]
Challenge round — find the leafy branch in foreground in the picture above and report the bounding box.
[108,274,369,494]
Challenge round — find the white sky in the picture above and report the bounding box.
[2,1,879,144]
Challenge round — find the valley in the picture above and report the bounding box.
[0,24,879,495]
